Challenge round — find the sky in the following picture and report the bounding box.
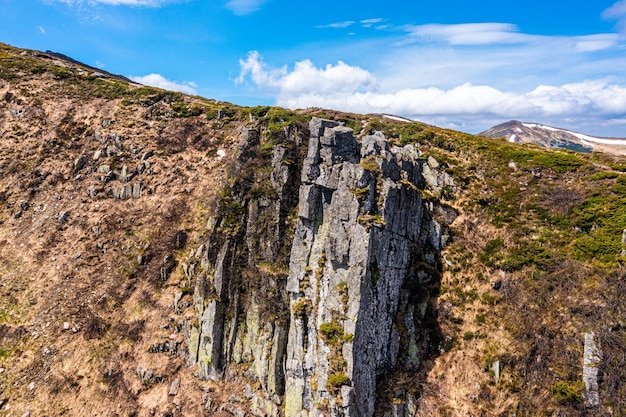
[2,1,626,136]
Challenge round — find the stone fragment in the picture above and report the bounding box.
[174,292,183,314]
[583,331,602,407]
[169,379,180,396]
[491,360,500,383]
[73,153,89,173]
[59,211,69,224]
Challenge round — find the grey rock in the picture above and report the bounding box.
[11,109,25,119]
[115,165,130,182]
[136,368,154,384]
[132,182,142,198]
[73,153,89,173]
[161,254,176,281]
[112,184,132,199]
[174,292,183,314]
[141,150,153,161]
[427,155,440,169]
[112,183,141,200]
[491,360,500,383]
[169,379,181,396]
[98,164,111,174]
[285,118,441,417]
[58,211,69,224]
[583,332,602,407]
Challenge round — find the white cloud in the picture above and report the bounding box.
[402,23,535,46]
[225,0,267,15]
[603,0,626,32]
[574,34,620,51]
[236,51,376,96]
[130,74,198,95]
[237,52,626,134]
[398,23,618,54]
[604,0,626,19]
[360,18,383,28]
[54,0,178,5]
[317,21,355,29]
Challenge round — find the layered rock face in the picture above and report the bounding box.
[285,119,445,416]
[187,118,451,416]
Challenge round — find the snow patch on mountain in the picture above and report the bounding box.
[522,123,626,146]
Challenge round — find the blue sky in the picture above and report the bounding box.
[2,0,626,136]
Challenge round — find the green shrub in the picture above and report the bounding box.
[479,238,504,266]
[550,381,583,404]
[358,156,381,173]
[319,321,344,346]
[327,372,350,388]
[590,171,619,181]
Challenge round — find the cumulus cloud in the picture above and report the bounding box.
[237,52,626,133]
[236,51,377,96]
[130,74,198,95]
[225,0,267,15]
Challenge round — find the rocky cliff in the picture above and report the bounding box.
[182,118,454,416]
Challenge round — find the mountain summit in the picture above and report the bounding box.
[481,120,626,155]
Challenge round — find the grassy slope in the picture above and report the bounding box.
[1,42,625,416]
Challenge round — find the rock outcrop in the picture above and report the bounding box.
[186,118,452,416]
[285,119,445,416]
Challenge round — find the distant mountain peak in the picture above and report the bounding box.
[481,120,626,155]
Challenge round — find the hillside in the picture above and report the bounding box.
[1,42,626,417]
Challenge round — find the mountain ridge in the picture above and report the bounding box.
[481,119,626,155]
[1,41,626,417]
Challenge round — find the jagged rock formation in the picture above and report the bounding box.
[285,119,446,416]
[184,125,300,415]
[185,118,453,416]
